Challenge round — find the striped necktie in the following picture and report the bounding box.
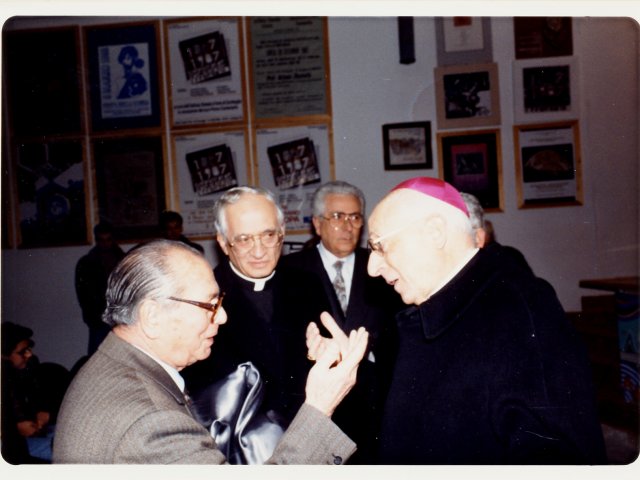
[333,260,348,314]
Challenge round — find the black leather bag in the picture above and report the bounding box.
[192,362,286,464]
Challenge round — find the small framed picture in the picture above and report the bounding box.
[435,62,501,130]
[513,56,579,123]
[382,121,433,170]
[513,121,583,208]
[437,129,503,212]
[514,17,573,59]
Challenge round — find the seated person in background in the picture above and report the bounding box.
[460,192,533,275]
[53,239,368,464]
[182,186,331,424]
[281,180,402,464]
[312,176,605,464]
[159,210,205,254]
[1,322,55,463]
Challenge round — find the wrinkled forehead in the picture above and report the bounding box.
[369,190,422,236]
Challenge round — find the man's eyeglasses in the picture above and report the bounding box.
[367,224,413,255]
[321,212,364,228]
[227,230,283,253]
[168,292,225,320]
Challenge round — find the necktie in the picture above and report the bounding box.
[333,260,348,314]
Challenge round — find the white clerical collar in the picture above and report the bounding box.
[429,248,480,300]
[131,344,185,393]
[229,261,276,292]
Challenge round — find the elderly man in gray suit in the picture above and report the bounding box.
[53,239,368,464]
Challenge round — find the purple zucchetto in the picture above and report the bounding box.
[391,177,469,217]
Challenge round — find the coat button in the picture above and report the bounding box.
[332,455,343,465]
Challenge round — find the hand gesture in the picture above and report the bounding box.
[304,312,369,417]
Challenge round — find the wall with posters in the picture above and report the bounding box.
[1,16,638,369]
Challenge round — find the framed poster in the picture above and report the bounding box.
[513,56,579,123]
[164,17,247,127]
[514,121,583,208]
[13,140,87,248]
[171,128,251,238]
[435,17,493,66]
[93,136,166,240]
[382,121,433,170]
[248,17,330,120]
[85,21,162,132]
[254,123,334,234]
[514,17,573,59]
[435,62,500,130]
[437,129,503,212]
[4,26,83,136]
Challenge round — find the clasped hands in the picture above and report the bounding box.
[303,312,369,417]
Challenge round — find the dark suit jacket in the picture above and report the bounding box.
[281,246,402,463]
[53,333,355,464]
[182,258,330,423]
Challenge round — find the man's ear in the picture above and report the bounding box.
[424,215,447,249]
[475,227,487,248]
[311,216,322,236]
[138,299,162,340]
[216,233,230,256]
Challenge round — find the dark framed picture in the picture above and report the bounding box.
[93,136,166,241]
[382,121,432,170]
[13,139,87,248]
[85,21,162,132]
[3,26,83,136]
[514,17,573,59]
[514,121,582,208]
[435,62,501,130]
[513,56,579,123]
[437,129,503,212]
[185,143,238,196]
[267,137,321,190]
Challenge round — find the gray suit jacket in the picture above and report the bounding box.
[53,332,355,464]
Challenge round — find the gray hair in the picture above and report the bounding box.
[311,180,365,217]
[213,186,284,238]
[102,240,202,327]
[460,192,485,230]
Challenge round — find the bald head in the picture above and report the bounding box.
[367,187,475,305]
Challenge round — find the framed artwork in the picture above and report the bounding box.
[437,129,503,212]
[3,26,83,136]
[435,17,493,66]
[164,17,247,128]
[513,56,579,123]
[85,21,162,132]
[382,121,433,170]
[13,139,87,248]
[92,136,166,241]
[171,128,251,238]
[435,62,501,130]
[513,121,583,208]
[514,17,573,59]
[254,122,334,234]
[248,17,331,121]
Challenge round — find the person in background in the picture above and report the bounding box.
[460,192,533,275]
[53,240,368,464]
[159,210,205,254]
[312,177,606,464]
[181,186,330,424]
[1,322,53,463]
[75,222,126,355]
[281,180,401,464]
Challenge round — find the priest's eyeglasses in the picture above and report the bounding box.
[227,229,284,253]
[168,292,225,319]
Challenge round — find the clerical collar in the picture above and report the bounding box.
[229,261,276,291]
[428,248,479,300]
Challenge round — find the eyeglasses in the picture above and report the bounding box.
[320,212,364,228]
[168,292,225,320]
[227,229,283,253]
[367,224,413,255]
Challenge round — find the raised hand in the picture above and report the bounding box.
[303,312,369,416]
